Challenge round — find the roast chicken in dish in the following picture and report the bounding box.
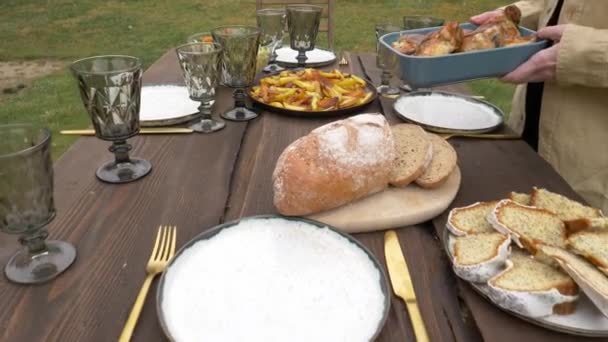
[414,22,464,56]
[390,5,535,55]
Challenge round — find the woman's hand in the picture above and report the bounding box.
[501,25,568,84]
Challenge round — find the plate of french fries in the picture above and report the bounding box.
[249,68,376,116]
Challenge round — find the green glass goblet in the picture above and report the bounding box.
[0,124,77,284]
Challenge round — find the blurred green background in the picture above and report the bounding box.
[0,0,513,158]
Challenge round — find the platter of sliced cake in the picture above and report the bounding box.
[444,188,608,336]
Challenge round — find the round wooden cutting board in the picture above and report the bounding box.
[308,167,461,233]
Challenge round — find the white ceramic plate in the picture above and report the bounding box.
[275,47,337,67]
[157,215,390,342]
[393,91,503,134]
[445,230,608,337]
[140,85,200,127]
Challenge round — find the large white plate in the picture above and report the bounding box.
[393,91,504,134]
[140,85,200,127]
[157,215,390,342]
[444,230,608,337]
[275,47,337,67]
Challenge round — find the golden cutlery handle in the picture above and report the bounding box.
[118,274,155,342]
[405,301,430,342]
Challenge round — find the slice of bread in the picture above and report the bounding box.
[486,249,579,317]
[446,201,499,236]
[415,133,457,189]
[565,217,608,235]
[488,200,566,255]
[509,191,531,206]
[450,232,510,282]
[568,230,608,276]
[530,187,603,221]
[540,245,608,318]
[389,124,433,187]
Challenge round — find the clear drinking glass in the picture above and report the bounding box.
[286,4,323,67]
[257,8,286,73]
[403,16,445,30]
[211,26,261,121]
[70,55,152,184]
[375,23,402,97]
[176,42,225,133]
[0,124,77,284]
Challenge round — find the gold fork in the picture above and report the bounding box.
[118,225,177,342]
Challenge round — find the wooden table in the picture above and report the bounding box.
[0,51,597,342]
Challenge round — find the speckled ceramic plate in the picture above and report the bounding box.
[157,215,391,341]
[443,229,608,337]
[140,85,200,127]
[393,91,504,134]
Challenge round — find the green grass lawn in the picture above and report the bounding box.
[0,0,513,158]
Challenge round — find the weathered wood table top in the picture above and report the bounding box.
[0,51,596,342]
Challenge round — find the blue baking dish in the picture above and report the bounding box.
[379,23,549,88]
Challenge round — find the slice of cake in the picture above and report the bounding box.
[446,201,499,236]
[530,187,603,221]
[415,133,457,189]
[488,200,566,254]
[565,217,608,234]
[509,191,531,206]
[486,249,579,317]
[389,124,433,187]
[568,230,608,276]
[450,232,510,283]
[540,245,608,318]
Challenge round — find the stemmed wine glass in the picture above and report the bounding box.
[375,23,402,97]
[286,4,323,67]
[211,26,261,121]
[176,42,225,133]
[70,55,152,184]
[256,8,286,73]
[0,124,77,284]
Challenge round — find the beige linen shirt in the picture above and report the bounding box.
[506,0,608,212]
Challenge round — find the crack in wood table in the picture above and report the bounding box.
[0,50,596,342]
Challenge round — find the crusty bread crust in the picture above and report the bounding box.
[272,114,395,216]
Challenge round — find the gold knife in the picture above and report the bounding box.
[60,128,194,135]
[385,230,429,342]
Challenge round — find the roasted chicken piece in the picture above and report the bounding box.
[414,22,464,56]
[391,34,425,55]
[461,5,534,52]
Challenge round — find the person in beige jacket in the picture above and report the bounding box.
[472,1,608,213]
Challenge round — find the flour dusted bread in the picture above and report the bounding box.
[486,250,579,317]
[540,245,608,318]
[530,187,603,221]
[389,124,433,187]
[273,114,395,216]
[415,133,457,188]
[446,201,498,236]
[450,232,510,282]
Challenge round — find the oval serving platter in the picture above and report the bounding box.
[157,215,391,341]
[442,228,608,337]
[393,90,504,134]
[249,80,378,118]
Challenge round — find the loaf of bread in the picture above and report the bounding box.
[272,113,395,216]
